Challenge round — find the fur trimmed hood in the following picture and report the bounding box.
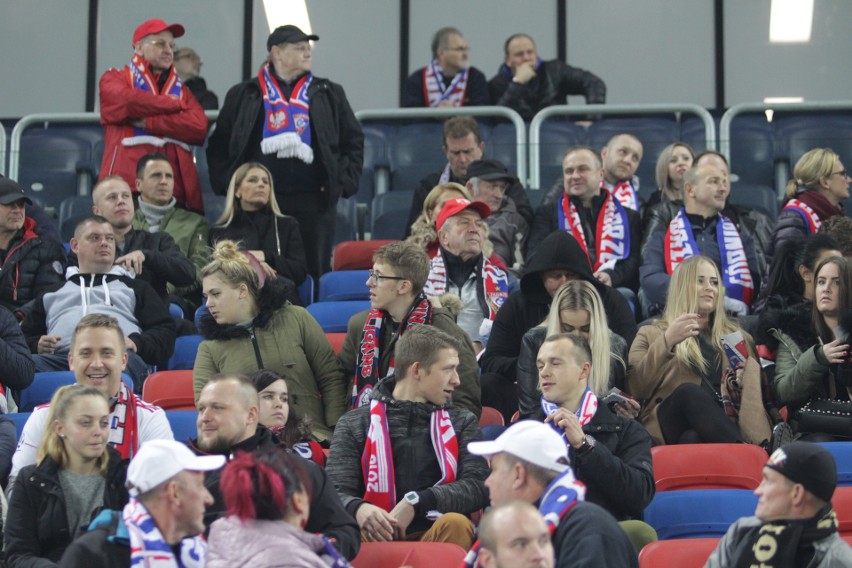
[758,300,817,351]
[199,276,295,340]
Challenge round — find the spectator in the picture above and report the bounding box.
[22,217,177,388]
[327,326,488,549]
[642,142,694,214]
[404,117,533,233]
[194,241,344,442]
[208,25,364,279]
[209,162,307,292]
[207,448,352,567]
[706,442,852,567]
[12,313,173,484]
[600,134,644,211]
[402,27,488,108]
[0,305,35,410]
[628,256,772,446]
[819,213,852,257]
[474,501,555,568]
[488,33,606,122]
[5,385,129,567]
[58,439,224,568]
[466,421,638,568]
[191,374,361,560]
[339,241,481,416]
[173,46,219,110]
[0,178,65,314]
[99,19,208,213]
[406,182,474,257]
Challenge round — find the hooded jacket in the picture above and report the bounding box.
[480,231,637,382]
[0,305,35,395]
[0,217,66,313]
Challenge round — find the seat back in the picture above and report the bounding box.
[651,443,766,491]
[820,442,852,486]
[9,412,33,439]
[352,541,467,568]
[142,370,195,410]
[370,191,416,240]
[318,270,371,301]
[165,410,198,445]
[307,300,372,333]
[387,123,447,192]
[479,406,505,427]
[297,274,315,307]
[638,537,720,568]
[643,489,758,539]
[325,332,347,355]
[332,240,395,271]
[728,183,779,221]
[833,486,852,536]
[19,371,77,412]
[726,115,775,186]
[166,335,204,370]
[536,121,587,189]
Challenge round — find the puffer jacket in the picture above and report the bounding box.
[326,377,489,534]
[0,305,35,394]
[0,217,65,313]
[194,277,345,441]
[766,189,844,269]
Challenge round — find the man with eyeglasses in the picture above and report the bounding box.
[173,47,218,110]
[402,27,489,108]
[98,19,209,215]
[338,241,481,417]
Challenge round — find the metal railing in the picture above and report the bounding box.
[0,125,6,177]
[528,103,716,189]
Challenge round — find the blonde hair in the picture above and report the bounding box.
[542,280,615,396]
[661,256,740,374]
[37,384,111,473]
[201,240,261,304]
[407,183,471,250]
[215,162,285,227]
[785,148,840,199]
[655,142,695,203]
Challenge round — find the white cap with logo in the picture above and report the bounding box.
[126,440,226,497]
[468,420,570,473]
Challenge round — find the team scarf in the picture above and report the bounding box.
[557,191,630,273]
[461,468,586,568]
[423,250,508,320]
[258,64,314,163]
[664,208,755,307]
[542,389,598,462]
[732,505,838,568]
[352,294,434,409]
[603,177,640,211]
[783,198,822,234]
[423,60,469,107]
[110,381,141,460]
[123,55,190,150]
[361,399,458,512]
[124,497,207,568]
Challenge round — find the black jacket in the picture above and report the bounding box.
[479,231,637,382]
[551,500,639,568]
[189,425,361,561]
[0,217,66,313]
[184,76,219,110]
[207,75,364,206]
[5,449,128,568]
[401,66,490,107]
[0,305,35,393]
[488,60,606,122]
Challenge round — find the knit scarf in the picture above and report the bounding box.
[422,61,469,107]
[123,497,207,568]
[541,389,598,461]
[110,381,141,460]
[604,178,639,211]
[423,250,508,321]
[352,294,434,409]
[733,505,838,568]
[123,55,189,151]
[557,191,630,273]
[258,64,314,163]
[361,399,458,512]
[664,208,755,308]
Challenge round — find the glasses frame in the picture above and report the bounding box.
[368,269,407,286]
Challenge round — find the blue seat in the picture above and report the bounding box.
[485,123,520,173]
[297,274,315,307]
[370,191,415,240]
[18,128,93,210]
[775,114,852,179]
[357,126,391,205]
[726,115,775,187]
[536,121,588,189]
[335,197,360,244]
[8,412,33,439]
[387,122,447,192]
[19,371,77,412]
[167,335,204,371]
[318,270,370,301]
[729,183,779,221]
[680,115,717,154]
[202,193,226,226]
[165,410,198,444]
[643,489,758,539]
[58,195,95,241]
[306,300,372,333]
[169,303,184,319]
[194,304,208,329]
[819,442,852,486]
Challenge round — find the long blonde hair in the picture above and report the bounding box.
[785,148,840,199]
[37,384,110,473]
[655,142,695,203]
[542,280,615,396]
[215,162,285,227]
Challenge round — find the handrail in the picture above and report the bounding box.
[0,124,6,177]
[528,103,716,189]
[355,106,528,186]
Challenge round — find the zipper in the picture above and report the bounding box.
[249,328,264,369]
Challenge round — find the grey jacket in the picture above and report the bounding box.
[486,197,529,271]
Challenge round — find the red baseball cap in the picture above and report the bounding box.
[132,19,185,45]
[435,198,490,232]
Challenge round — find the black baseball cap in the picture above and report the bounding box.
[267,25,319,51]
[0,178,32,206]
[467,159,515,184]
[766,441,837,502]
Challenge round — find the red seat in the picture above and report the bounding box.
[351,542,466,568]
[651,443,767,491]
[326,332,347,355]
[479,406,505,427]
[332,240,395,271]
[833,486,852,536]
[141,370,195,410]
[510,410,521,423]
[638,538,720,568]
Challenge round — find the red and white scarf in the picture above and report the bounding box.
[123,55,189,150]
[352,294,434,409]
[110,381,141,460]
[603,178,639,211]
[422,61,469,107]
[361,399,458,512]
[557,191,631,273]
[423,250,508,320]
[258,64,314,163]
[783,198,822,234]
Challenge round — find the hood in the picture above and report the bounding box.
[199,276,295,340]
[759,301,816,351]
[520,231,602,301]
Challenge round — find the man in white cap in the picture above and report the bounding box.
[464,420,638,568]
[59,439,224,567]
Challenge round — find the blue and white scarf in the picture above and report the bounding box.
[123,54,189,150]
[258,64,314,164]
[124,497,207,567]
[422,60,469,107]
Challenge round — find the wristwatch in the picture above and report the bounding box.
[576,435,596,456]
[404,491,420,506]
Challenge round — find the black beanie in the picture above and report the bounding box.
[765,441,837,502]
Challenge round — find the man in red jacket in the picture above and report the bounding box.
[99,19,208,214]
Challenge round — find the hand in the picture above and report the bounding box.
[248,250,266,263]
[594,271,612,286]
[37,335,62,354]
[664,312,701,349]
[356,503,397,542]
[513,62,537,84]
[822,339,850,364]
[258,261,277,279]
[125,337,138,353]
[388,499,416,540]
[544,408,584,448]
[115,250,145,275]
[438,100,455,108]
[612,398,641,419]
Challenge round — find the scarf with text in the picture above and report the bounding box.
[664,208,755,307]
[110,382,141,460]
[361,399,458,512]
[123,55,189,150]
[541,389,598,461]
[124,497,207,568]
[258,64,314,163]
[424,250,508,320]
[733,505,838,568]
[423,61,469,107]
[352,294,434,409]
[557,191,630,273]
[603,178,640,211]
[783,198,822,234]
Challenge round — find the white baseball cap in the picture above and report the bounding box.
[126,440,225,497]
[468,420,570,473]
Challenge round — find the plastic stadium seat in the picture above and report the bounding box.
[358,126,390,205]
[834,486,852,536]
[352,541,467,568]
[335,197,360,244]
[165,410,198,444]
[166,335,204,371]
[19,371,77,412]
[325,332,346,355]
[332,240,395,271]
[479,406,505,427]
[729,183,779,221]
[297,274,315,307]
[168,303,184,320]
[845,535,852,546]
[387,122,448,193]
[58,195,96,241]
[680,115,718,154]
[725,115,775,186]
[18,128,93,209]
[142,370,195,410]
[643,489,758,539]
[318,270,370,301]
[775,114,852,174]
[370,191,415,240]
[202,193,226,226]
[536,121,587,188]
[651,443,766,491]
[306,300,371,333]
[638,537,720,568]
[9,412,32,439]
[485,122,521,172]
[819,442,852,486]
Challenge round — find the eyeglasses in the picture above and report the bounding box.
[143,39,176,51]
[368,269,407,286]
[829,170,848,178]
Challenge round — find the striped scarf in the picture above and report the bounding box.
[603,178,640,211]
[124,497,206,568]
[422,61,469,107]
[541,388,598,461]
[557,191,631,273]
[423,250,508,321]
[783,198,822,234]
[258,64,314,163]
[123,55,189,150]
